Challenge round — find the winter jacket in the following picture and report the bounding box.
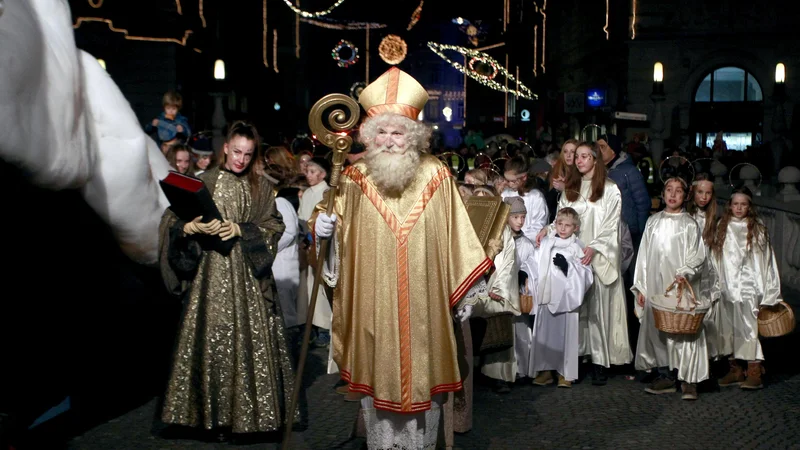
[607,152,650,247]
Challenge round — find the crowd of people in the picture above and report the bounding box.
[149,68,786,448]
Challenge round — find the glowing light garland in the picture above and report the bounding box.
[73,17,193,46]
[281,0,346,18]
[199,0,206,27]
[300,17,386,30]
[631,0,637,39]
[88,0,103,8]
[407,0,423,30]
[331,39,359,68]
[176,0,182,15]
[273,30,279,73]
[604,0,610,40]
[533,24,538,76]
[540,0,546,73]
[427,42,536,100]
[263,0,268,67]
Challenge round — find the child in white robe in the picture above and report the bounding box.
[530,207,593,387]
[633,177,709,400]
[712,186,783,390]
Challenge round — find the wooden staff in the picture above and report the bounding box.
[282,93,360,450]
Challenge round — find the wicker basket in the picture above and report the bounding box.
[519,285,534,315]
[758,302,796,338]
[650,278,706,335]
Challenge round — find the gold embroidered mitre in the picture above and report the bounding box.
[358,67,428,120]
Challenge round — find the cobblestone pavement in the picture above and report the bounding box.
[66,330,800,450]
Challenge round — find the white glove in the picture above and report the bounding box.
[316,213,337,239]
[455,304,473,322]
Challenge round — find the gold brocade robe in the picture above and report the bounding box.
[158,167,297,433]
[311,154,491,413]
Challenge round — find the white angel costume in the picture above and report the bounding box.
[633,211,710,383]
[501,188,549,238]
[551,179,632,367]
[714,218,782,361]
[511,233,539,378]
[529,231,594,381]
[691,210,723,360]
[297,180,333,331]
[274,197,302,328]
[479,226,522,383]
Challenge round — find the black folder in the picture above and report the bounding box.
[159,171,235,255]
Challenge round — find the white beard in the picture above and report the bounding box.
[364,145,420,196]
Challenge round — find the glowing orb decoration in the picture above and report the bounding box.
[378,34,408,65]
[349,81,367,100]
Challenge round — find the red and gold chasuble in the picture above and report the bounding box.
[312,154,491,412]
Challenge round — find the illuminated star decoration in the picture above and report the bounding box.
[331,39,359,68]
[427,42,536,100]
[451,17,487,46]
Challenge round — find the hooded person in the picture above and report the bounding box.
[310,67,492,449]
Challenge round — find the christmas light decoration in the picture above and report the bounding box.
[273,30,279,73]
[263,0,268,68]
[540,0,546,73]
[604,0,609,40]
[176,0,182,15]
[281,0,346,18]
[631,0,637,39]
[533,24,538,76]
[407,0,423,30]
[427,42,536,99]
[199,0,206,27]
[378,35,407,65]
[89,0,104,8]
[73,17,193,46]
[300,17,386,30]
[331,39,359,68]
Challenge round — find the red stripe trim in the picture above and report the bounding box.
[340,370,462,413]
[450,257,493,307]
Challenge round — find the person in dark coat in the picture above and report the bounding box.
[598,134,651,250]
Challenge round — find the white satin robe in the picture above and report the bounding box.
[552,179,632,367]
[714,218,782,361]
[479,226,523,383]
[297,181,332,330]
[529,232,594,381]
[512,234,539,378]
[633,211,710,383]
[692,211,723,360]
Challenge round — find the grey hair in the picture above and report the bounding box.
[358,113,432,152]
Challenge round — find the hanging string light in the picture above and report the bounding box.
[427,42,536,100]
[88,0,103,8]
[300,17,386,30]
[604,0,610,40]
[175,0,182,15]
[73,17,194,46]
[263,0,268,67]
[273,30,279,73]
[199,0,206,27]
[281,0,346,18]
[631,0,637,39]
[533,24,538,76]
[540,0,546,73]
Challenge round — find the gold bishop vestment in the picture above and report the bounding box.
[312,153,491,413]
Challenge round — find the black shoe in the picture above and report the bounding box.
[592,364,608,386]
[493,380,511,393]
[637,369,659,384]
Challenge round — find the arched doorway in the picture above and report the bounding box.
[690,66,764,150]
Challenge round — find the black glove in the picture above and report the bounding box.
[553,253,568,276]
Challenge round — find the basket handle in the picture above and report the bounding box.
[674,277,698,312]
